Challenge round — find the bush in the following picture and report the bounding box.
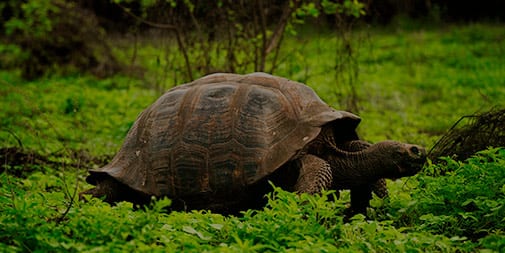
[1,0,122,79]
[386,147,505,246]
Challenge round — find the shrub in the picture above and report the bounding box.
[387,148,505,243]
[1,0,122,79]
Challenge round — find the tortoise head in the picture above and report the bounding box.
[374,141,427,178]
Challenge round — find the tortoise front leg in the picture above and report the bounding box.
[349,185,373,215]
[294,154,333,194]
[371,178,388,198]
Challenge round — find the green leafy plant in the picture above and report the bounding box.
[384,147,505,248]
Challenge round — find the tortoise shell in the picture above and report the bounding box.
[87,72,360,199]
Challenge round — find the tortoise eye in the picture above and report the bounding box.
[410,146,419,155]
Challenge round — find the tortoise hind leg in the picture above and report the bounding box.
[79,176,124,203]
[80,176,151,207]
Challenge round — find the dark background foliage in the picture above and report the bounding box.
[1,0,504,80]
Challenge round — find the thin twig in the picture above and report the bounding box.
[428,114,476,156]
[115,3,176,30]
[265,0,301,54]
[114,2,193,80]
[1,128,23,148]
[56,160,80,224]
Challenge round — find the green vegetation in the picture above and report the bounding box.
[1,23,504,252]
[1,149,504,252]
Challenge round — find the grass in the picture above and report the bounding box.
[283,23,505,146]
[1,22,505,252]
[0,74,157,156]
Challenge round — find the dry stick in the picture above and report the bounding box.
[225,14,237,73]
[429,108,505,160]
[251,0,260,71]
[56,160,81,224]
[115,3,193,80]
[39,114,78,223]
[269,32,285,73]
[260,0,301,73]
[428,114,477,157]
[187,5,210,74]
[131,30,138,68]
[174,28,194,80]
[262,0,299,72]
[256,0,268,71]
[265,0,301,55]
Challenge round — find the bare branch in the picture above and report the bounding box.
[115,3,176,30]
[265,0,301,54]
[115,2,193,80]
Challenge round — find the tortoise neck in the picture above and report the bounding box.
[328,142,396,182]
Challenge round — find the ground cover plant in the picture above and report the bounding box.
[1,23,504,252]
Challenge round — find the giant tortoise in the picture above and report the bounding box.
[81,72,426,215]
